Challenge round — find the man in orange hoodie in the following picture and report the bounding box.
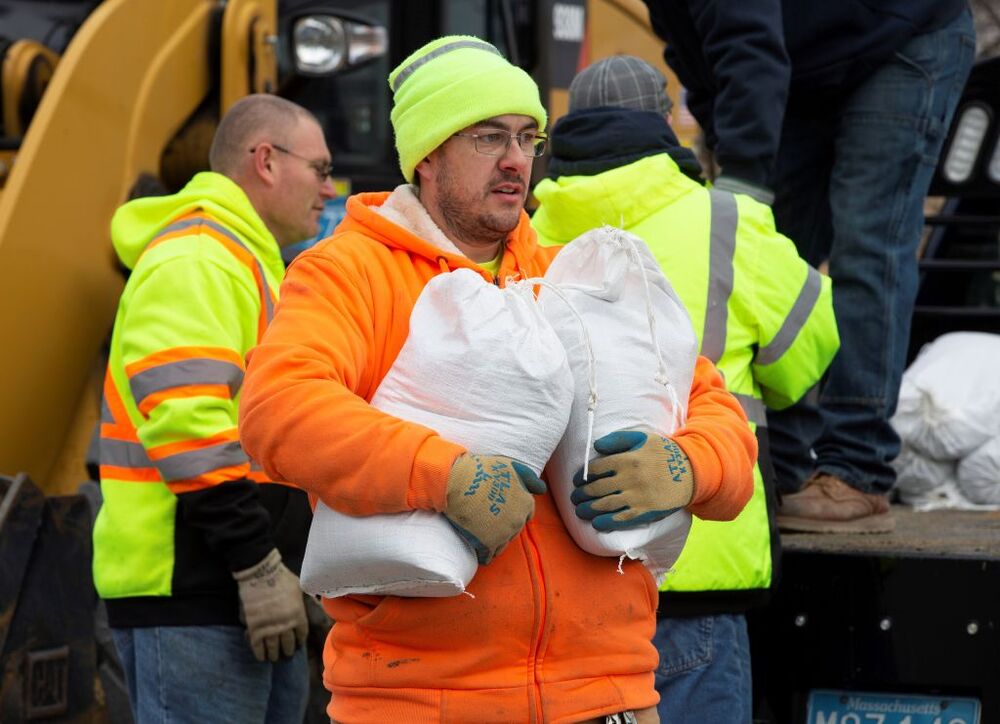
[239,35,757,723]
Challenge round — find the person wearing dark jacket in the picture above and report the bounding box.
[532,55,839,722]
[642,0,975,533]
[92,94,336,723]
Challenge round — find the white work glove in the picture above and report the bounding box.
[232,548,308,662]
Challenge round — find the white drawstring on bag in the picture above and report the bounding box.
[538,226,697,576]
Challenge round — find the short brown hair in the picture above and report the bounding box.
[209,94,320,176]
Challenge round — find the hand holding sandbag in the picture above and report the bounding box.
[232,549,309,662]
[572,426,694,532]
[445,454,546,565]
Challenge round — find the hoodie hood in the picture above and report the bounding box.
[532,152,702,243]
[546,107,703,182]
[110,171,284,282]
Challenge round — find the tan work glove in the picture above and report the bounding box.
[445,454,546,565]
[232,548,308,662]
[572,426,695,531]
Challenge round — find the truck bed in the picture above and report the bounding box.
[758,505,1000,723]
[779,505,1000,560]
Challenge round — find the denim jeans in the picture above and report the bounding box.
[768,9,976,494]
[112,625,308,724]
[653,614,751,724]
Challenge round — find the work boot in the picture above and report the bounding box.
[777,472,894,534]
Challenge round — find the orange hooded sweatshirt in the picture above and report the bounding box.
[239,189,756,723]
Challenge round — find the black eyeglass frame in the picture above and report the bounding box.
[248,143,334,181]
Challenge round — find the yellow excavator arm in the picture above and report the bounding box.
[0,0,277,493]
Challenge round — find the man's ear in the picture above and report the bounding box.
[249,144,278,187]
[414,150,437,186]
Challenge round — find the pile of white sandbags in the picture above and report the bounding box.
[891,332,1000,509]
[301,228,701,598]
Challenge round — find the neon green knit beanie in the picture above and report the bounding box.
[388,36,548,183]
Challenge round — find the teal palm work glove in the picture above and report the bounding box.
[571,426,695,532]
[445,454,546,565]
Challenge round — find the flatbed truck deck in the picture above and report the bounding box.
[781,506,1000,559]
[753,506,1000,724]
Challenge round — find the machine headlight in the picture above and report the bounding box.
[292,15,387,76]
[942,104,991,184]
[988,137,1000,185]
[293,17,347,75]
[347,22,388,66]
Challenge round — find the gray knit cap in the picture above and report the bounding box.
[568,55,673,115]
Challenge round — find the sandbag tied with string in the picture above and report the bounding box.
[299,268,575,599]
[537,226,698,577]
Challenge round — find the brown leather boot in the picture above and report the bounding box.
[777,472,894,534]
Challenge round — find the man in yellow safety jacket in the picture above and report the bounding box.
[92,94,336,723]
[531,55,840,722]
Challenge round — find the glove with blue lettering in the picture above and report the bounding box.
[571,426,695,532]
[445,454,546,565]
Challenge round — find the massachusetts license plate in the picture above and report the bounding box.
[807,689,981,724]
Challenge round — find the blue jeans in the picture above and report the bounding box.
[111,625,308,724]
[653,614,751,724]
[768,10,976,494]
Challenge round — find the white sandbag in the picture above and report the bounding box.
[891,332,1000,460]
[957,435,1000,507]
[538,226,696,576]
[892,443,956,497]
[897,479,998,512]
[300,269,575,598]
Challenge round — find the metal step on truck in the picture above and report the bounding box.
[750,56,1000,724]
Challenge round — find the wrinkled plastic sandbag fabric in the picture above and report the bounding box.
[300,269,575,598]
[897,479,999,512]
[891,332,1000,461]
[957,435,1000,507]
[892,443,957,497]
[539,226,697,576]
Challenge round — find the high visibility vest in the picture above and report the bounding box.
[532,153,839,604]
[93,212,277,599]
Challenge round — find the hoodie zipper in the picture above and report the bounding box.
[525,519,547,723]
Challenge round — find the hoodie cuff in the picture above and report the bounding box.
[409,435,466,512]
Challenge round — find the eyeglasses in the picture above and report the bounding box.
[452,129,547,158]
[249,143,333,181]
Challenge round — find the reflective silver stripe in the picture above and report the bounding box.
[733,393,768,427]
[101,395,114,423]
[755,266,823,366]
[129,359,244,408]
[154,441,248,482]
[701,190,738,362]
[391,39,501,92]
[101,438,154,468]
[154,217,275,326]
